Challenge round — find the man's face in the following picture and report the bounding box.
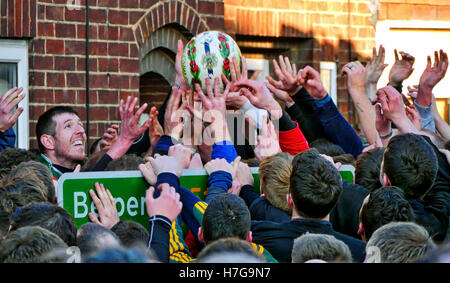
[52,112,86,164]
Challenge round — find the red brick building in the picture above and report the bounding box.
[0,0,449,149]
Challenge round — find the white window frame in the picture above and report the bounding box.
[245,58,269,82]
[0,40,29,149]
[320,61,337,105]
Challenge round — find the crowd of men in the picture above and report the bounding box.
[0,40,449,263]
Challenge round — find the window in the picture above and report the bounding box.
[0,40,29,149]
[245,58,269,82]
[320,61,337,105]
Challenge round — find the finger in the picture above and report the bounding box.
[241,56,248,79]
[272,59,283,80]
[427,55,432,68]
[73,164,81,173]
[221,73,231,86]
[106,189,116,208]
[266,75,283,89]
[434,50,439,69]
[4,87,21,105]
[250,70,262,81]
[205,78,214,98]
[6,94,25,113]
[134,102,149,121]
[1,87,17,101]
[89,187,104,212]
[88,212,101,224]
[146,187,155,203]
[9,107,23,124]
[233,57,241,80]
[214,77,221,97]
[394,49,399,61]
[284,56,293,74]
[230,57,237,82]
[278,55,287,72]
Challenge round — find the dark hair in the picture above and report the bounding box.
[89,138,102,155]
[81,149,108,172]
[197,238,262,262]
[9,203,77,246]
[309,138,345,157]
[111,221,149,248]
[361,186,414,240]
[77,223,121,258]
[6,161,56,203]
[0,179,47,237]
[104,154,145,171]
[332,153,355,166]
[84,246,158,263]
[36,106,78,153]
[290,150,342,219]
[202,194,251,244]
[0,226,68,263]
[383,133,438,199]
[0,148,37,172]
[355,147,385,192]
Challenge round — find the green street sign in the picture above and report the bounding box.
[57,166,354,229]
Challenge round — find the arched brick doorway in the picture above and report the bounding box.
[139,71,171,109]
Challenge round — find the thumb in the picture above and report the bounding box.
[146,187,155,204]
[73,164,81,173]
[88,212,100,224]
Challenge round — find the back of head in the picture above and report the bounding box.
[104,154,144,171]
[290,150,342,219]
[366,222,435,263]
[332,153,355,166]
[77,222,121,258]
[360,186,414,241]
[383,133,438,199]
[355,147,385,192]
[84,246,158,263]
[197,237,263,263]
[7,161,56,203]
[259,152,293,214]
[291,233,352,263]
[81,149,108,172]
[0,148,38,173]
[111,220,149,248]
[9,202,77,246]
[36,106,78,154]
[0,179,47,238]
[202,194,251,244]
[309,139,345,157]
[0,226,68,263]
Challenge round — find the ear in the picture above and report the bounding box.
[287,194,294,208]
[383,173,390,186]
[198,227,204,243]
[246,231,252,244]
[40,134,55,151]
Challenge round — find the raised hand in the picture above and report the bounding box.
[235,79,282,119]
[148,106,164,148]
[417,49,448,107]
[98,124,119,151]
[297,66,328,100]
[146,183,182,222]
[174,39,190,92]
[0,87,25,132]
[342,61,367,95]
[88,182,120,229]
[366,45,388,85]
[388,49,415,87]
[266,55,301,96]
[252,115,281,161]
[164,87,186,140]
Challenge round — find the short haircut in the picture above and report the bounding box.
[383,133,438,199]
[332,153,355,166]
[77,223,121,258]
[104,154,145,171]
[83,246,158,263]
[202,194,251,244]
[81,149,108,172]
[111,221,149,248]
[360,186,415,240]
[258,152,293,214]
[9,203,77,246]
[197,238,263,263]
[36,106,79,153]
[0,148,37,172]
[0,179,47,238]
[6,161,56,203]
[355,147,385,192]
[366,222,435,263]
[290,150,342,219]
[0,226,68,263]
[291,233,353,263]
[309,138,345,157]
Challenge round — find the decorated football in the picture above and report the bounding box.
[181,31,241,92]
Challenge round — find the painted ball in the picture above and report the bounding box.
[182,31,241,92]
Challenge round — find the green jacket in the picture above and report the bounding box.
[35,154,64,180]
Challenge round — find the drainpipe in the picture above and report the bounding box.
[85,1,90,151]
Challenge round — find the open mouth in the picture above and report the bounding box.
[72,140,84,147]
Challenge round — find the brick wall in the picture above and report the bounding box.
[1,0,225,148]
[224,0,376,123]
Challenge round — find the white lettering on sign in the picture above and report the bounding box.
[127,197,138,216]
[74,192,88,218]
